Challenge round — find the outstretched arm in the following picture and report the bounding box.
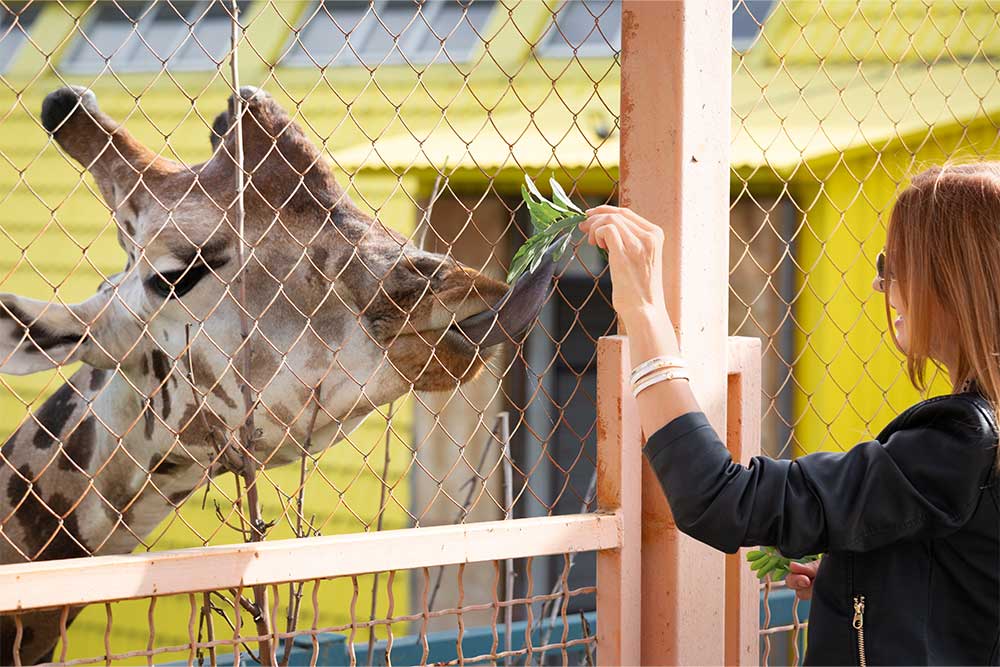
[580,207,997,557]
[580,205,699,438]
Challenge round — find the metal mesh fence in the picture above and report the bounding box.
[0,0,618,664]
[3,0,982,663]
[5,557,597,667]
[732,0,1000,662]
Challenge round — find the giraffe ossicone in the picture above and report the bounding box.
[0,86,553,665]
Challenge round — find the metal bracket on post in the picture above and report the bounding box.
[595,335,643,667]
[726,336,763,665]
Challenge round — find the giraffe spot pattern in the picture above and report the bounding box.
[150,349,173,421]
[57,417,96,472]
[7,466,91,560]
[31,383,77,449]
[89,368,107,392]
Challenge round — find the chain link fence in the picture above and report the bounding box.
[0,0,620,664]
[732,0,1000,662]
[1,0,984,664]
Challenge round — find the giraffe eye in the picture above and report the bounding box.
[147,263,211,299]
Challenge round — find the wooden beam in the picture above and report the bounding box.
[595,336,643,667]
[621,0,732,663]
[726,336,763,666]
[0,514,621,613]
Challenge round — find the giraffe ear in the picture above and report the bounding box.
[0,295,106,375]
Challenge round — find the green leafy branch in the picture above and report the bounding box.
[507,175,603,284]
[746,546,820,581]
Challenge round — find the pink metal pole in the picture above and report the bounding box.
[621,0,732,663]
[596,336,643,666]
[726,337,763,665]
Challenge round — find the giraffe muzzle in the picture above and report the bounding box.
[450,242,557,348]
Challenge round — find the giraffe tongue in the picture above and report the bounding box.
[452,243,557,348]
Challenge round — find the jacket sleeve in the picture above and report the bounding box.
[642,399,997,557]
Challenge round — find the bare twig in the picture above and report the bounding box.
[228,2,273,663]
[199,591,217,667]
[580,612,595,667]
[205,593,262,664]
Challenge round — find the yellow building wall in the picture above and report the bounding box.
[792,120,1000,456]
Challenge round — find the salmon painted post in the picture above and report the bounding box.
[621,0,733,663]
[726,337,764,665]
[596,336,643,666]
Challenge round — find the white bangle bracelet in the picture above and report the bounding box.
[632,368,690,397]
[630,355,687,386]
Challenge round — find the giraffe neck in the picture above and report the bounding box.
[1,364,222,565]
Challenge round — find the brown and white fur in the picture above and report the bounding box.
[0,86,524,664]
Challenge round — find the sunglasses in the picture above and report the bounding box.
[876,251,886,280]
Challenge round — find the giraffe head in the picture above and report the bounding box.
[0,86,552,461]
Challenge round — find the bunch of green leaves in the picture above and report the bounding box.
[507,175,600,283]
[746,546,820,581]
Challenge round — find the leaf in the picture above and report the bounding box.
[549,177,584,214]
[528,239,550,276]
[521,185,561,232]
[507,240,536,283]
[553,231,574,262]
[544,213,586,236]
[745,546,822,581]
[507,177,591,284]
[525,174,566,212]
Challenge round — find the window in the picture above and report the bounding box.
[282,0,496,68]
[62,1,250,73]
[732,0,774,52]
[536,0,621,58]
[0,2,42,73]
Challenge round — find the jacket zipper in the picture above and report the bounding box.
[847,554,867,666]
[853,595,867,667]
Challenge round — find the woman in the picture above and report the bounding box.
[580,164,1000,665]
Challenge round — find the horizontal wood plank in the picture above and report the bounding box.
[0,513,621,612]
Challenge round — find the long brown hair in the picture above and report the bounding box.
[886,163,1000,458]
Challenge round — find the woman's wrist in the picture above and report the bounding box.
[622,304,680,361]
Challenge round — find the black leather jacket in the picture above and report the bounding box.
[644,391,1000,665]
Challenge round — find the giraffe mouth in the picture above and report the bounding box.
[449,243,557,348]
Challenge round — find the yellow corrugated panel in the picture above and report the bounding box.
[733,60,1000,174]
[757,0,1000,66]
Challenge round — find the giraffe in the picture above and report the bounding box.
[0,86,554,664]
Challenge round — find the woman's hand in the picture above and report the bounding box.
[581,204,697,434]
[786,560,819,601]
[580,205,668,328]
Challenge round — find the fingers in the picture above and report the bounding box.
[583,210,662,253]
[582,205,661,236]
[786,573,810,589]
[788,560,820,576]
[785,572,814,601]
[786,560,818,601]
[593,224,626,259]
